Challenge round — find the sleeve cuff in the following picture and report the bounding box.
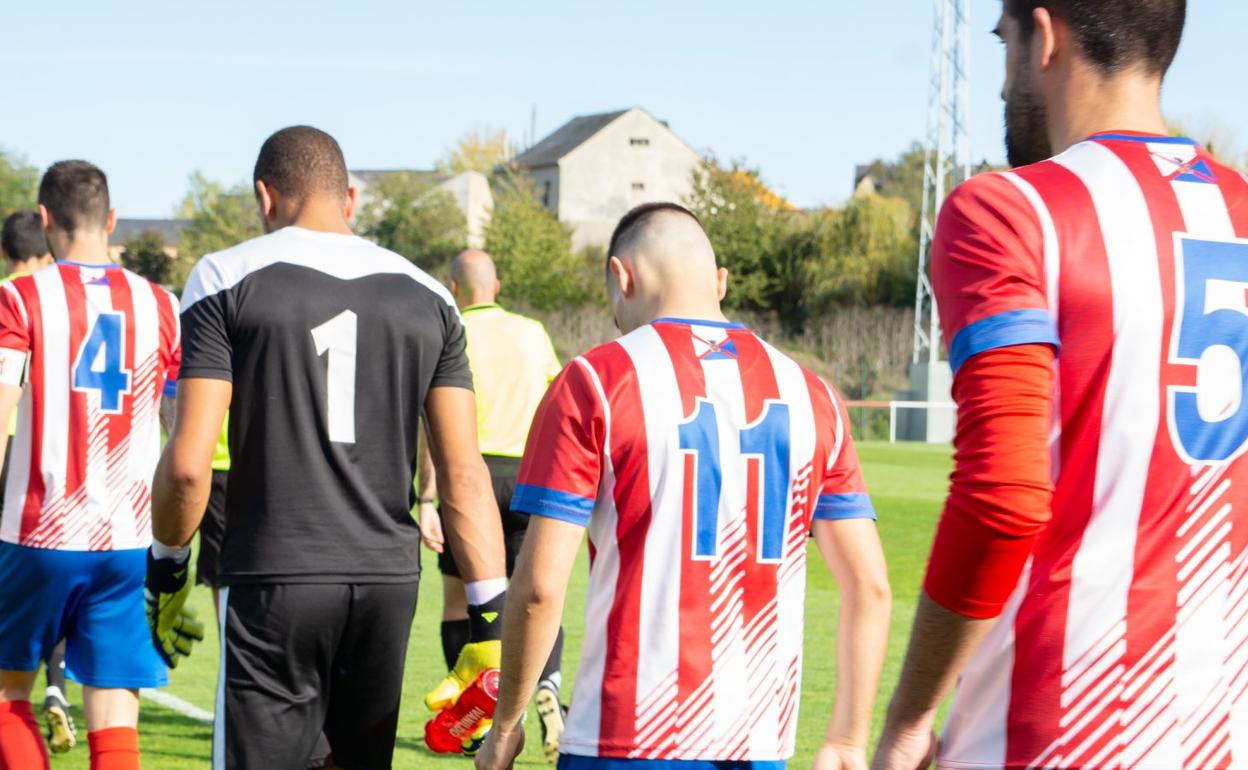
[511,484,593,527]
[923,502,1038,619]
[429,375,475,391]
[813,493,877,521]
[179,367,233,382]
[948,309,1059,373]
[162,379,178,398]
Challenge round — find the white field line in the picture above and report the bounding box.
[139,688,214,723]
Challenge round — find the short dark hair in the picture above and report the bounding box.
[1,211,49,263]
[253,126,348,200]
[607,201,703,262]
[1005,0,1186,75]
[38,160,110,236]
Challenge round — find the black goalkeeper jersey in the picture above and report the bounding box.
[179,226,473,584]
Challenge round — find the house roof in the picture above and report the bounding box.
[109,218,190,246]
[514,109,631,169]
[349,168,444,185]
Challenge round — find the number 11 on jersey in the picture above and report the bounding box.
[311,310,358,444]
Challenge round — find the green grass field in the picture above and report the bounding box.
[48,441,951,769]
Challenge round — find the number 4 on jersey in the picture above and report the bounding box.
[72,312,132,414]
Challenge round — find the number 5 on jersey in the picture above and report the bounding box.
[312,310,358,444]
[72,312,132,414]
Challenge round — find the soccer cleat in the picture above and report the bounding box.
[43,688,77,754]
[535,684,566,764]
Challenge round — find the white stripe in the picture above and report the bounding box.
[34,268,73,547]
[139,688,213,723]
[213,586,229,770]
[124,272,161,547]
[615,326,685,734]
[1054,140,1165,764]
[560,356,616,753]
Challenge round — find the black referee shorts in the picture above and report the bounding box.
[437,455,527,578]
[195,470,229,587]
[214,580,419,770]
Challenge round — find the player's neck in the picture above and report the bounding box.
[647,301,730,326]
[274,199,354,236]
[50,232,112,266]
[1051,71,1169,153]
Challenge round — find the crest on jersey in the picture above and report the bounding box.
[691,331,738,361]
[1152,150,1218,185]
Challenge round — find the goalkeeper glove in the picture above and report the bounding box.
[145,546,205,669]
[425,591,505,712]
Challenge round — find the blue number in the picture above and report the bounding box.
[678,400,792,561]
[678,400,722,559]
[1169,237,1248,463]
[741,403,791,561]
[72,313,132,413]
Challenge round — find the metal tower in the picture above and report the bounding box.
[913,0,972,365]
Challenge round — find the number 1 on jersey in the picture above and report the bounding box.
[311,310,358,444]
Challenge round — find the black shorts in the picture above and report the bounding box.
[437,455,528,579]
[215,580,420,770]
[195,470,229,587]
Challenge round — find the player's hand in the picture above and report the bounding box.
[812,742,868,770]
[424,639,502,711]
[420,502,444,553]
[144,548,205,669]
[871,726,936,770]
[475,724,524,770]
[425,590,506,711]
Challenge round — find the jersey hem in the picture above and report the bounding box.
[938,761,1182,770]
[558,742,793,761]
[0,537,151,552]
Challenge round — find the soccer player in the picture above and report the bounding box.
[873,2,1248,769]
[420,248,568,762]
[0,161,189,770]
[476,202,892,770]
[0,212,73,753]
[147,126,509,769]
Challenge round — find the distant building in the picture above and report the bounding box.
[515,107,702,250]
[348,169,492,249]
[107,218,189,262]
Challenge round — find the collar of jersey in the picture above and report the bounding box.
[462,302,503,314]
[652,317,746,330]
[1090,131,1197,146]
[56,259,119,269]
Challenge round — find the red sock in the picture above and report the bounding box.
[0,700,49,770]
[89,726,140,770]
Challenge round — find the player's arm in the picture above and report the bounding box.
[0,382,22,469]
[0,285,32,469]
[813,518,890,768]
[416,418,443,553]
[874,176,1058,770]
[152,378,232,548]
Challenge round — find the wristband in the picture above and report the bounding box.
[417,497,437,506]
[151,539,191,563]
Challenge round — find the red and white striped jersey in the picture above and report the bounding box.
[513,318,875,761]
[0,263,180,551]
[932,133,1248,769]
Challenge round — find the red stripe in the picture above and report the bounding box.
[150,282,179,380]
[651,323,713,742]
[13,276,45,542]
[107,272,136,452]
[1003,159,1115,764]
[587,341,654,753]
[61,267,90,519]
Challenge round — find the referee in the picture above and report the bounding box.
[419,250,566,762]
[147,126,508,770]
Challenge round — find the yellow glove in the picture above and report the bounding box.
[461,718,492,756]
[425,640,501,712]
[144,549,205,669]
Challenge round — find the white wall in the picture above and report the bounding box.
[556,108,701,250]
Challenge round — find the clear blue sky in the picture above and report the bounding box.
[2,1,1243,217]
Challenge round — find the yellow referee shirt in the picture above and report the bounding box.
[461,303,562,458]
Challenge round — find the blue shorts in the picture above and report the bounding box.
[559,757,785,770]
[0,541,168,689]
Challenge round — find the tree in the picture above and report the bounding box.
[438,128,514,176]
[684,158,792,314]
[175,172,263,291]
[355,172,467,274]
[483,175,592,310]
[0,147,39,220]
[121,230,175,286]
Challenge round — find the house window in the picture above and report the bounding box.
[630,138,650,147]
[631,182,645,192]
[542,180,552,209]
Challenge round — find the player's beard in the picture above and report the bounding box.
[1004,65,1053,168]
